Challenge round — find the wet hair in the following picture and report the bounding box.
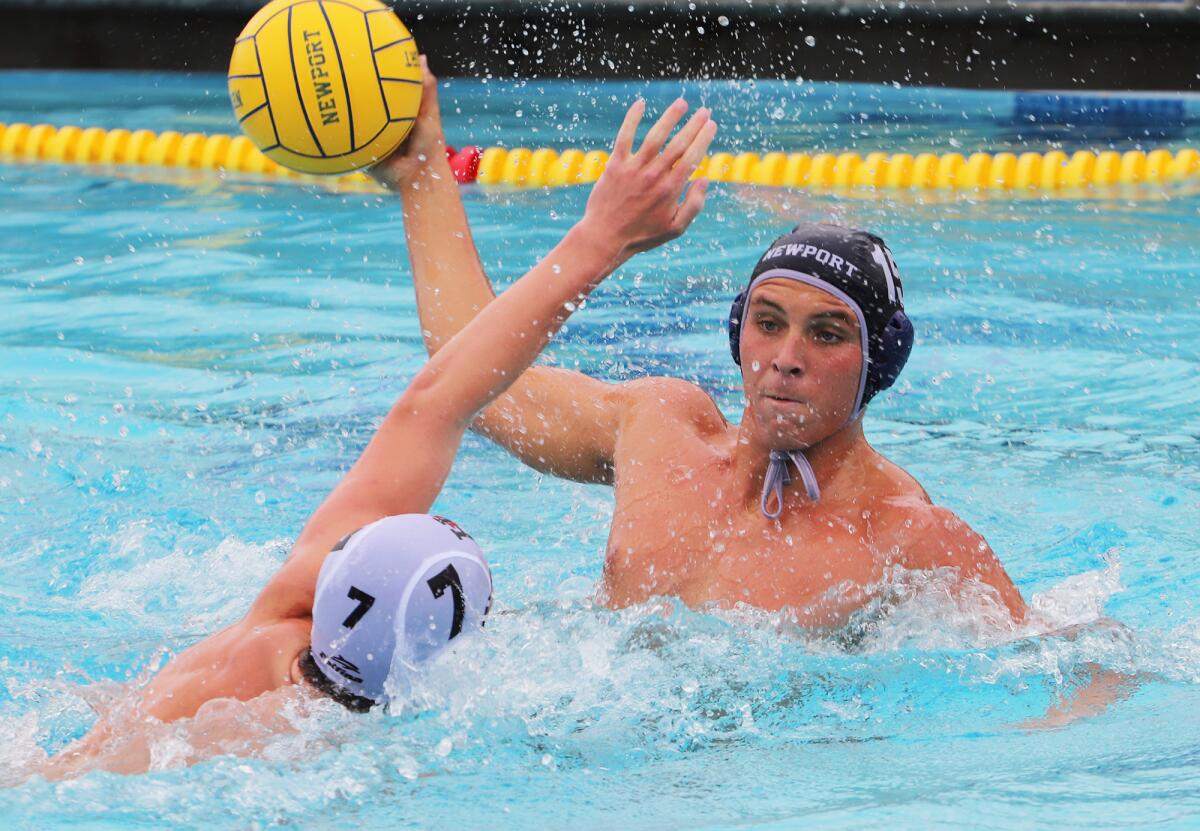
[297,647,377,713]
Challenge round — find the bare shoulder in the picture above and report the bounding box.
[862,450,931,502]
[867,457,1025,617]
[230,617,311,671]
[893,504,990,571]
[141,618,308,723]
[615,376,727,433]
[866,456,986,571]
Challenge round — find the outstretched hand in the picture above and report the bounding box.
[579,99,717,262]
[369,55,447,190]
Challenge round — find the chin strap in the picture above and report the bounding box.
[760,449,821,519]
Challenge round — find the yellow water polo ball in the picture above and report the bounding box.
[227,0,422,175]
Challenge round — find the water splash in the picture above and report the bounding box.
[76,525,289,630]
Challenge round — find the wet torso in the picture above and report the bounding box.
[601,381,930,627]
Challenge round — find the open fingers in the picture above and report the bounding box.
[672,178,710,235]
[637,98,688,160]
[660,107,710,169]
[612,99,646,159]
[675,118,718,181]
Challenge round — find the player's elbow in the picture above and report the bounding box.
[389,372,462,432]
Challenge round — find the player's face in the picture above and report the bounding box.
[739,280,863,449]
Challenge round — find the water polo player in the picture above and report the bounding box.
[375,67,1028,627]
[42,94,716,778]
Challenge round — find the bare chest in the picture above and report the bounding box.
[603,452,888,625]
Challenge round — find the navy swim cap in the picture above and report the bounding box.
[728,223,914,414]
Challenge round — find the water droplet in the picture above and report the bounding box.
[718,15,729,25]
[804,35,816,46]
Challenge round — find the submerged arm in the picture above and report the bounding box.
[1021,664,1138,729]
[1018,618,1141,729]
[906,507,1136,728]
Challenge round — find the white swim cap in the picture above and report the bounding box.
[309,514,492,704]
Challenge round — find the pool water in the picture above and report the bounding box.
[2,72,1199,828]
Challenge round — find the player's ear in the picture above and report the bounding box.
[287,652,305,685]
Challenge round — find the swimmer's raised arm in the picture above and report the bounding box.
[40,99,713,779]
[271,96,716,613]
[371,57,494,355]
[374,74,718,484]
[371,65,614,483]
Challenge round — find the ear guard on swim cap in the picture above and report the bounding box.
[728,288,749,366]
[867,310,914,396]
[310,514,492,705]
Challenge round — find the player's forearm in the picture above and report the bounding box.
[400,161,495,355]
[401,97,712,429]
[408,220,621,426]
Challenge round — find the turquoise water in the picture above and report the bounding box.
[2,72,1200,827]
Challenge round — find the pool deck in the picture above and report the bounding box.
[0,0,1197,90]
